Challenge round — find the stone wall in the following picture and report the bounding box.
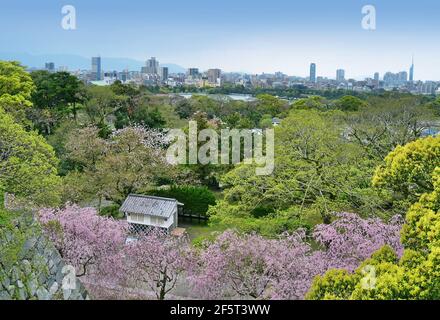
[0,213,89,300]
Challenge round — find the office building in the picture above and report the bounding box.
[188,68,200,77]
[144,57,159,74]
[91,57,102,81]
[45,62,55,72]
[207,68,221,84]
[336,69,345,82]
[159,67,169,81]
[398,71,408,83]
[419,81,436,95]
[374,72,379,82]
[309,63,316,83]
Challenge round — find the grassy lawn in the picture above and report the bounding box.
[179,220,226,243]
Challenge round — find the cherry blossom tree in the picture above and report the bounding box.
[313,212,404,272]
[268,231,327,300]
[124,229,194,300]
[192,213,403,300]
[110,125,168,153]
[38,205,193,299]
[38,205,128,283]
[38,205,403,300]
[191,230,323,300]
[191,230,276,299]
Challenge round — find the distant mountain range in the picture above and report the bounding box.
[0,52,187,74]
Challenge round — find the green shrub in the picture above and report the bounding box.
[99,204,124,219]
[149,185,216,217]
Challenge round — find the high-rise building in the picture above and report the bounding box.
[384,72,397,87]
[336,69,345,82]
[419,81,436,95]
[409,56,414,82]
[91,57,102,81]
[45,62,55,72]
[373,72,380,87]
[207,69,221,84]
[159,67,169,81]
[374,72,379,82]
[118,70,129,82]
[145,57,159,74]
[309,63,316,83]
[188,68,200,78]
[188,68,199,76]
[398,71,408,83]
[384,71,408,87]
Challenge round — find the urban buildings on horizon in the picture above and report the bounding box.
[336,69,346,83]
[91,56,102,81]
[38,55,440,95]
[309,63,316,83]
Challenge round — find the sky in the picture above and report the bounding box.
[0,0,439,80]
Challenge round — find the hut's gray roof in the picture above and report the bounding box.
[119,194,181,218]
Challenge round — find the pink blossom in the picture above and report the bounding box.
[39,206,403,300]
[39,204,128,286]
[192,213,403,300]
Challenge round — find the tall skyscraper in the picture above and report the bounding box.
[45,62,55,72]
[159,67,169,81]
[145,57,159,74]
[207,69,221,84]
[384,72,396,87]
[398,71,408,83]
[309,63,316,83]
[373,72,380,86]
[336,69,345,82]
[383,71,408,87]
[409,56,414,82]
[188,68,200,77]
[91,57,102,81]
[374,72,379,81]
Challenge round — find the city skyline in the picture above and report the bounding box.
[1,0,440,80]
[1,51,423,83]
[61,55,435,95]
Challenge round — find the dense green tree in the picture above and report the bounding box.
[179,111,224,187]
[373,136,440,205]
[149,185,216,217]
[31,71,85,120]
[0,107,61,206]
[292,96,328,111]
[344,95,434,159]
[333,95,368,112]
[255,94,287,116]
[175,99,196,119]
[190,95,222,119]
[0,61,35,124]
[28,71,85,134]
[308,137,440,300]
[427,96,440,116]
[115,103,166,129]
[46,120,82,175]
[84,85,123,129]
[113,90,180,130]
[208,109,383,234]
[224,112,241,128]
[259,114,274,129]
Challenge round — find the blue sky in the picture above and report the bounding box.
[1,0,439,79]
